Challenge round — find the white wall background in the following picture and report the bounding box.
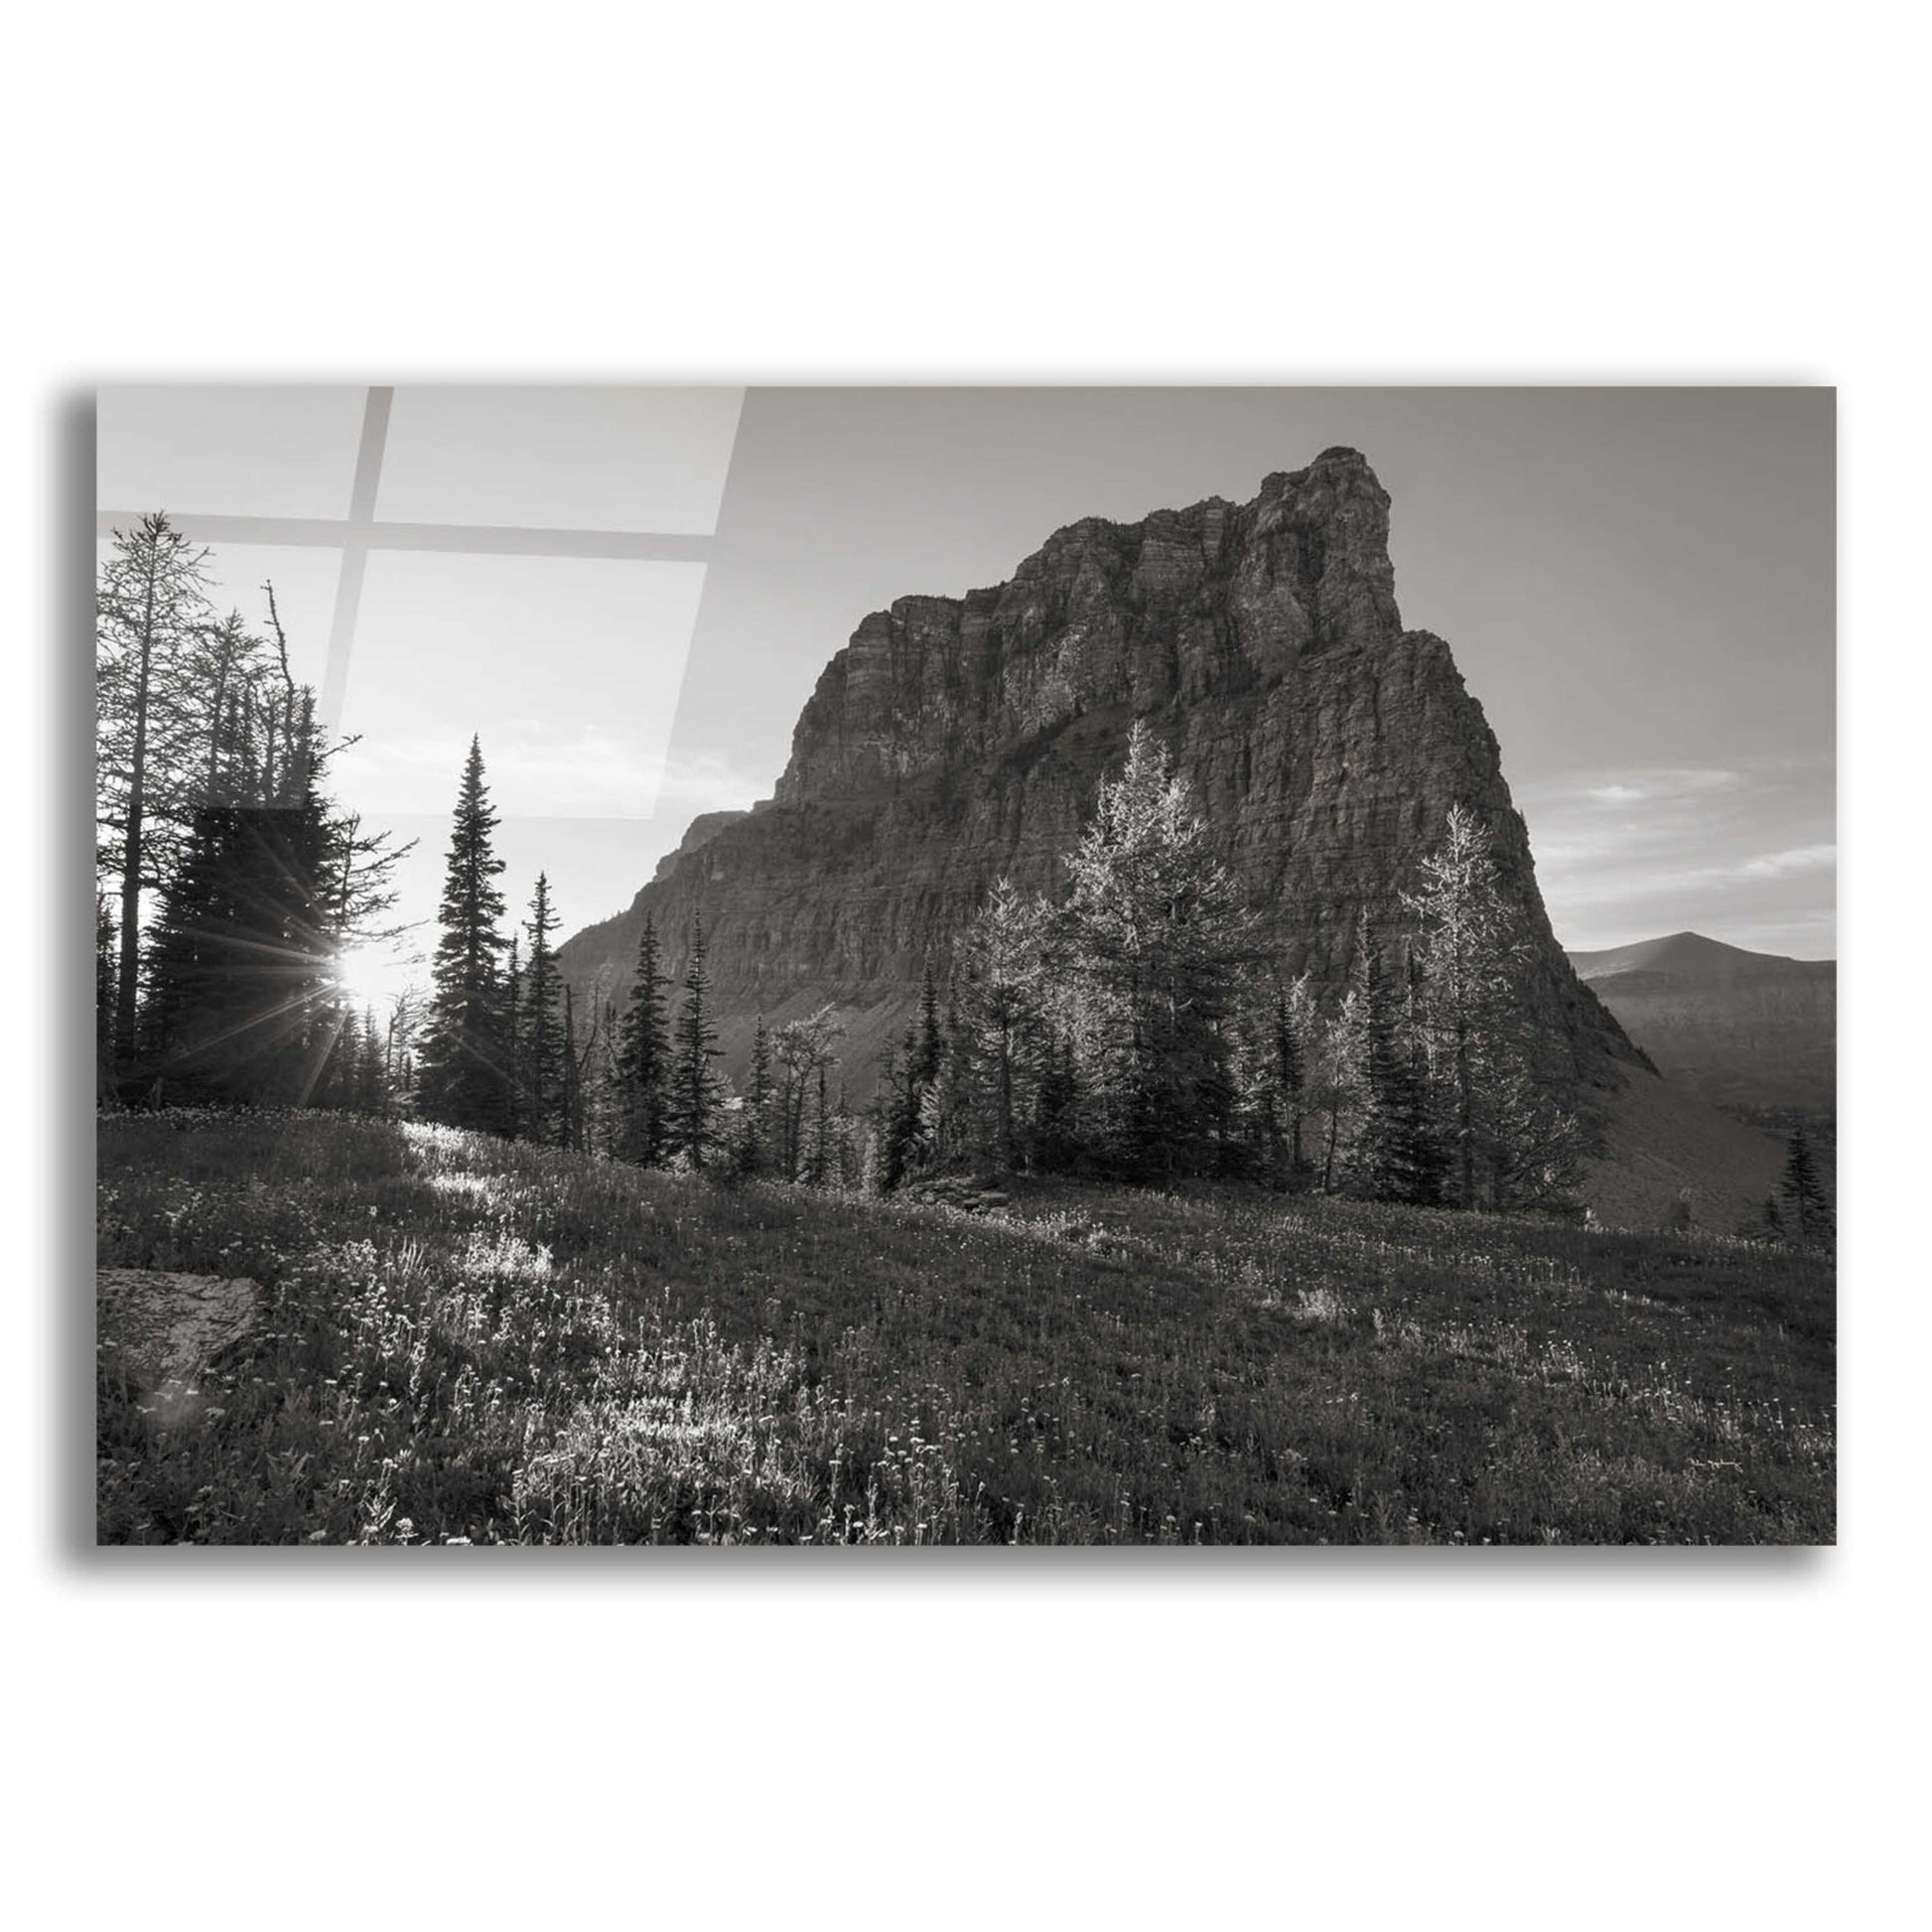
[8,5,1920,1930]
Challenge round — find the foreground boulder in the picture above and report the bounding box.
[901,1176,1012,1215]
[97,1269,257,1430]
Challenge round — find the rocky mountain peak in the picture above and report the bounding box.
[561,450,1639,1122]
[769,453,1407,810]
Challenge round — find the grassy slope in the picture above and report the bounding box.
[96,1112,1835,1546]
[1585,1066,1789,1232]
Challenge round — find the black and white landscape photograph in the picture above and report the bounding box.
[92,385,1835,1546]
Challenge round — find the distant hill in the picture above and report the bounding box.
[1567,931,1835,1111]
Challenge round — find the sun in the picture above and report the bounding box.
[333,942,403,1012]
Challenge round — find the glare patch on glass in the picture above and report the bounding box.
[375,386,745,534]
[97,385,368,520]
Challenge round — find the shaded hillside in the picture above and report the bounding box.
[1569,931,1836,1111]
[560,448,1637,1111]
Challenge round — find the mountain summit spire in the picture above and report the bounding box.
[562,450,1629,1112]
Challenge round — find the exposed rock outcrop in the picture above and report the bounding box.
[97,1269,257,1431]
[561,449,1638,1109]
[650,809,751,884]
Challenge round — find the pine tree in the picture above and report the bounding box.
[1309,989,1370,1196]
[615,915,672,1167]
[1275,976,1313,1183]
[870,964,948,1187]
[417,739,514,1134]
[577,997,621,1157]
[354,1007,387,1115]
[830,1083,861,1189]
[1345,919,1443,1204]
[736,1015,773,1175]
[140,790,338,1107]
[868,1037,903,1193]
[520,873,568,1145]
[384,990,420,1116]
[502,934,525,1138]
[1778,1127,1832,1242]
[665,915,724,1167]
[808,1064,833,1187]
[559,984,596,1154]
[886,1017,927,1184]
[914,964,944,1087]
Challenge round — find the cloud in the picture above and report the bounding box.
[332,726,768,821]
[1741,842,1836,879]
[1515,759,1833,953]
[1577,768,1741,809]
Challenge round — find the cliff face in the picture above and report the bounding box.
[649,809,749,884]
[560,448,1636,1095]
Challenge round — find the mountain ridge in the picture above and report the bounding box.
[557,448,1783,1224]
[1566,930,1835,1113]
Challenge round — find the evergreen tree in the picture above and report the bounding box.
[141,790,338,1107]
[868,1037,904,1193]
[1403,803,1578,1211]
[952,878,1046,1173]
[736,1015,774,1175]
[559,984,596,1154]
[385,990,422,1118]
[520,873,567,1145]
[665,915,724,1167]
[1778,1127,1833,1242]
[615,915,672,1167]
[417,739,514,1134]
[807,1064,834,1187]
[1057,721,1253,1176]
[914,963,944,1087]
[355,1007,387,1116]
[830,1083,861,1189]
[1275,976,1313,1183]
[576,996,621,1157]
[1309,989,1370,1195]
[868,964,948,1189]
[1032,1032,1082,1173]
[1404,805,1507,1207]
[886,1017,927,1184]
[502,934,525,1138]
[1345,919,1443,1204]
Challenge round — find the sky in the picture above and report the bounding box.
[96,385,1836,1003]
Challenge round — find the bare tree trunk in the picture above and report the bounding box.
[112,560,160,1071]
[1455,1021,1474,1208]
